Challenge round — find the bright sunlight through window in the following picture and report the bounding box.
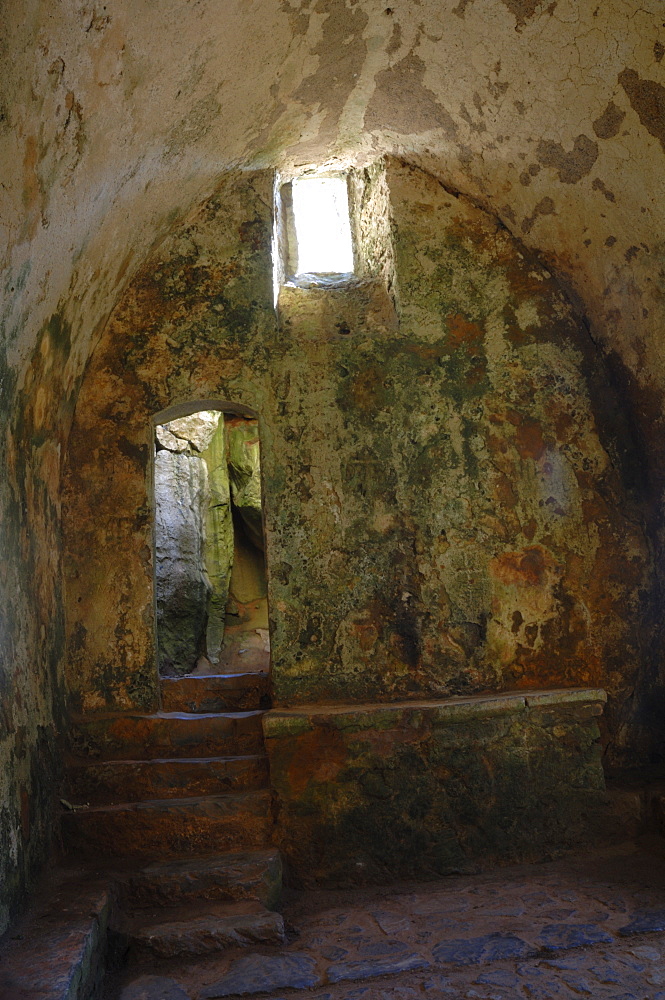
[292,175,354,275]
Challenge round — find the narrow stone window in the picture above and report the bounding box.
[274,172,355,290]
[291,175,354,275]
[153,409,269,677]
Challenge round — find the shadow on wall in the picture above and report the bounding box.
[154,409,269,678]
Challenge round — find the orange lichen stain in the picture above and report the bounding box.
[492,473,518,509]
[446,313,483,349]
[487,432,509,457]
[555,409,575,440]
[406,343,443,361]
[522,517,538,541]
[503,257,553,302]
[286,727,347,797]
[491,545,552,587]
[350,622,379,653]
[514,420,547,460]
[446,215,500,256]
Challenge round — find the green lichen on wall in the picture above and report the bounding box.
[201,416,233,661]
[0,311,71,934]
[263,692,610,885]
[227,418,264,551]
[62,161,652,766]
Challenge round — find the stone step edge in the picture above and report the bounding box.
[113,847,283,911]
[70,710,266,722]
[161,672,269,684]
[118,904,287,959]
[116,899,281,930]
[65,753,269,766]
[61,790,272,815]
[123,845,282,876]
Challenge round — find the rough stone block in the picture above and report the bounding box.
[619,908,665,936]
[65,754,269,805]
[0,874,111,1000]
[69,711,265,760]
[327,952,430,982]
[264,689,609,884]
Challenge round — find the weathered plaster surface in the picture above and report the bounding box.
[63,164,652,771]
[2,0,664,929]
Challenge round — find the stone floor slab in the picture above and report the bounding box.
[199,953,321,997]
[327,953,430,983]
[538,922,614,950]
[119,976,191,1000]
[619,907,665,936]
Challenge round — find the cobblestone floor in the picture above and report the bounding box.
[110,839,665,1000]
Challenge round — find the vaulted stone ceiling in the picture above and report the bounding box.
[4,1,664,464]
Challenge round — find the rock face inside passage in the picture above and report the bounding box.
[227,419,264,552]
[155,448,212,675]
[154,410,267,674]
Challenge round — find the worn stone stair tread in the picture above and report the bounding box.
[120,847,283,909]
[62,790,273,859]
[69,710,265,759]
[161,674,270,713]
[62,789,271,813]
[65,754,270,804]
[0,872,112,1000]
[66,753,268,765]
[118,900,286,957]
[71,710,264,719]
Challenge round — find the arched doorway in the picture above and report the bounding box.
[152,400,269,680]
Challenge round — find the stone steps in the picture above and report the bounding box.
[117,848,283,910]
[116,900,286,958]
[69,710,265,760]
[0,870,113,1000]
[60,675,284,977]
[61,790,273,860]
[161,672,270,713]
[65,754,270,805]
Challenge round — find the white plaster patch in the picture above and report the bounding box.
[514,300,541,331]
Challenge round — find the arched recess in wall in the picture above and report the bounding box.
[60,159,655,767]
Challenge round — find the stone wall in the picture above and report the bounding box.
[0,319,71,936]
[63,162,652,768]
[263,689,610,885]
[3,0,664,939]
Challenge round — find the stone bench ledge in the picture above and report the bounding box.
[263,687,607,737]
